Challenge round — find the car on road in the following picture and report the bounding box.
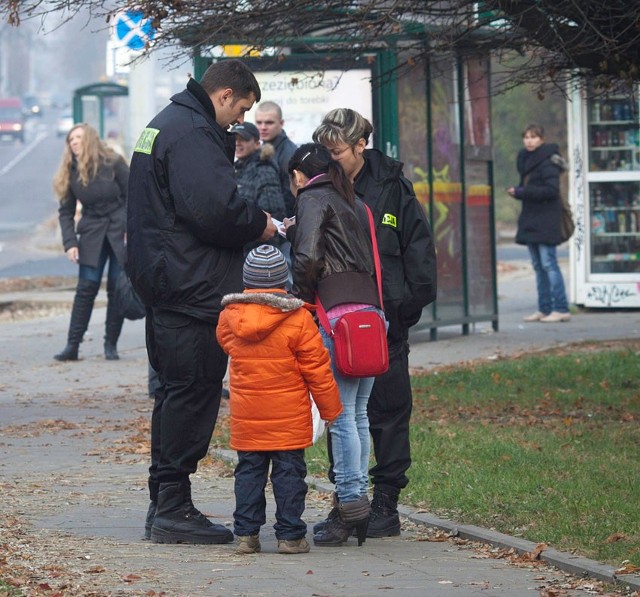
[56,111,74,137]
[23,95,43,117]
[0,97,25,143]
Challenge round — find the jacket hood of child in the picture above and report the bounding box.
[220,289,307,342]
[217,288,342,451]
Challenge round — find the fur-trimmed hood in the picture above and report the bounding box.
[219,289,312,343]
[259,142,276,162]
[221,290,304,310]
[235,142,276,167]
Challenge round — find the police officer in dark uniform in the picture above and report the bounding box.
[127,59,277,545]
[314,108,437,537]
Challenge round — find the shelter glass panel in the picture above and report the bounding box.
[430,55,464,322]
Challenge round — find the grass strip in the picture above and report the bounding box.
[306,343,640,567]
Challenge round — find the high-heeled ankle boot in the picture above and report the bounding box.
[313,491,339,534]
[339,495,370,546]
[313,495,370,547]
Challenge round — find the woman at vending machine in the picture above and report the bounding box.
[507,123,571,323]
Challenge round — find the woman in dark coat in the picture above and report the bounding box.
[508,123,570,323]
[312,108,437,539]
[52,123,129,361]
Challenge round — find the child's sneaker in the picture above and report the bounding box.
[236,534,261,554]
[277,538,310,554]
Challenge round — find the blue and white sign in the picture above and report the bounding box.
[115,10,155,51]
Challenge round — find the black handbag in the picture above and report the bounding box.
[114,270,146,320]
[559,194,575,242]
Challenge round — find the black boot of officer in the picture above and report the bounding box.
[150,479,233,544]
[367,484,401,538]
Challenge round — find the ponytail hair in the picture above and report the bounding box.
[288,143,355,206]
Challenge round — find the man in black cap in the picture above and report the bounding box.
[231,121,286,228]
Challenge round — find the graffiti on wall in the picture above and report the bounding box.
[571,145,587,259]
[586,284,636,306]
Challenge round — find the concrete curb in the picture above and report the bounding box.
[322,481,640,592]
[213,448,640,592]
[399,513,640,591]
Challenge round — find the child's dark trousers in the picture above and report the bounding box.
[234,449,308,540]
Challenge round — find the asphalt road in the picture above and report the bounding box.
[0,109,77,278]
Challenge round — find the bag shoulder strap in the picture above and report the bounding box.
[316,203,383,334]
[364,203,384,309]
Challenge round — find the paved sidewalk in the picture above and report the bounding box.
[0,258,639,596]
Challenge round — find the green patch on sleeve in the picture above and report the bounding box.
[381,213,397,228]
[133,128,160,155]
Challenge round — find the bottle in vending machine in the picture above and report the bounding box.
[626,129,635,146]
[629,211,637,233]
[593,187,603,207]
[613,103,622,120]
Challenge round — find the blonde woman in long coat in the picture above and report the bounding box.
[53,123,129,361]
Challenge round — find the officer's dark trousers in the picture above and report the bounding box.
[367,340,412,491]
[146,308,228,498]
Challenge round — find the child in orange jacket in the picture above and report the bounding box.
[217,244,342,555]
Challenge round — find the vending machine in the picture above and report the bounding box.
[567,83,640,307]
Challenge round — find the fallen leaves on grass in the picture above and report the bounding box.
[605,533,629,544]
[412,339,640,430]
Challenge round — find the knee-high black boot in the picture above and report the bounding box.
[104,289,125,360]
[54,279,100,361]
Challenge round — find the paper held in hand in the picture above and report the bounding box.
[271,217,294,238]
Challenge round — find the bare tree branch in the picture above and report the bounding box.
[3,0,640,92]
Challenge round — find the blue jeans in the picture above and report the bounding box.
[78,240,121,291]
[527,243,569,314]
[320,308,383,503]
[234,450,307,540]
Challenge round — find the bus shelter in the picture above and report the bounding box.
[72,82,129,140]
[193,44,497,340]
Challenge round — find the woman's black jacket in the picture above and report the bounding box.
[513,143,564,246]
[58,156,128,268]
[353,149,437,346]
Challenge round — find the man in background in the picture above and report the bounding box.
[255,101,297,217]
